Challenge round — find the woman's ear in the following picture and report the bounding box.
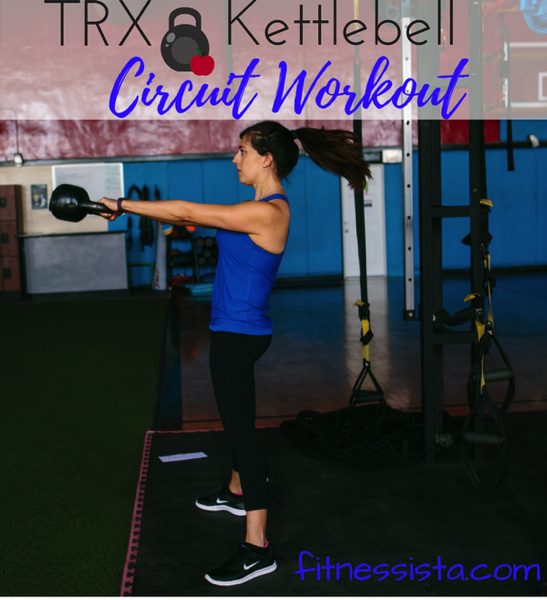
[262,152,274,169]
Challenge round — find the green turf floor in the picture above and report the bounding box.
[0,294,168,595]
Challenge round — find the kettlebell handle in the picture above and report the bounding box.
[169,7,201,31]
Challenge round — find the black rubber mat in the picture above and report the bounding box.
[124,410,547,596]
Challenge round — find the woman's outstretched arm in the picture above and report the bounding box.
[99,197,280,234]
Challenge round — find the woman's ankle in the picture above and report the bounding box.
[228,471,242,496]
[245,534,268,548]
[228,485,243,496]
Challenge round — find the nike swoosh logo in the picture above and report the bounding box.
[216,498,228,504]
[243,561,260,571]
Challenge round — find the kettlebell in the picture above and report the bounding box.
[49,184,114,223]
[161,8,210,72]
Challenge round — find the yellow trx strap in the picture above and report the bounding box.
[354,299,371,363]
[464,292,480,303]
[485,253,494,326]
[464,292,486,390]
[481,198,495,327]
[475,318,486,390]
[361,319,371,362]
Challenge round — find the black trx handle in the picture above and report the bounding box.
[461,386,508,490]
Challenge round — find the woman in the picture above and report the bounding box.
[100,120,371,587]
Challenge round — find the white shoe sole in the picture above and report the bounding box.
[195,499,246,517]
[205,561,277,586]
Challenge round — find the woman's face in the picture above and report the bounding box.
[233,135,270,185]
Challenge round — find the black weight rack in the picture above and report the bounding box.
[417,0,515,487]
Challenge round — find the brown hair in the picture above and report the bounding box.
[240,121,371,191]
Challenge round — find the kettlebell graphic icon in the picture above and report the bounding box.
[161,7,215,74]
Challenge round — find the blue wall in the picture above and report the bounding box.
[119,156,343,287]
[115,120,547,286]
[499,120,547,143]
[385,121,547,277]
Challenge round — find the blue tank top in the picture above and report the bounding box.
[209,193,288,335]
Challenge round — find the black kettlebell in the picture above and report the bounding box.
[49,184,114,223]
[161,7,209,72]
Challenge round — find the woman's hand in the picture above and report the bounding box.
[98,197,120,221]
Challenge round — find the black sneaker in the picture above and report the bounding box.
[195,487,246,517]
[205,543,277,586]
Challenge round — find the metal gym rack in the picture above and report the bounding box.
[417,0,515,487]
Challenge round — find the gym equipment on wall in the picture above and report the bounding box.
[125,184,143,251]
[124,184,157,288]
[139,185,155,250]
[168,234,218,286]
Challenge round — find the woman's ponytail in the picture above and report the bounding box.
[240,121,371,191]
[293,127,371,192]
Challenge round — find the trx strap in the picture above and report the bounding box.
[348,0,384,408]
[462,199,515,489]
[435,197,515,488]
[462,199,497,298]
[462,303,514,490]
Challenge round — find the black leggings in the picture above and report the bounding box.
[209,331,272,511]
